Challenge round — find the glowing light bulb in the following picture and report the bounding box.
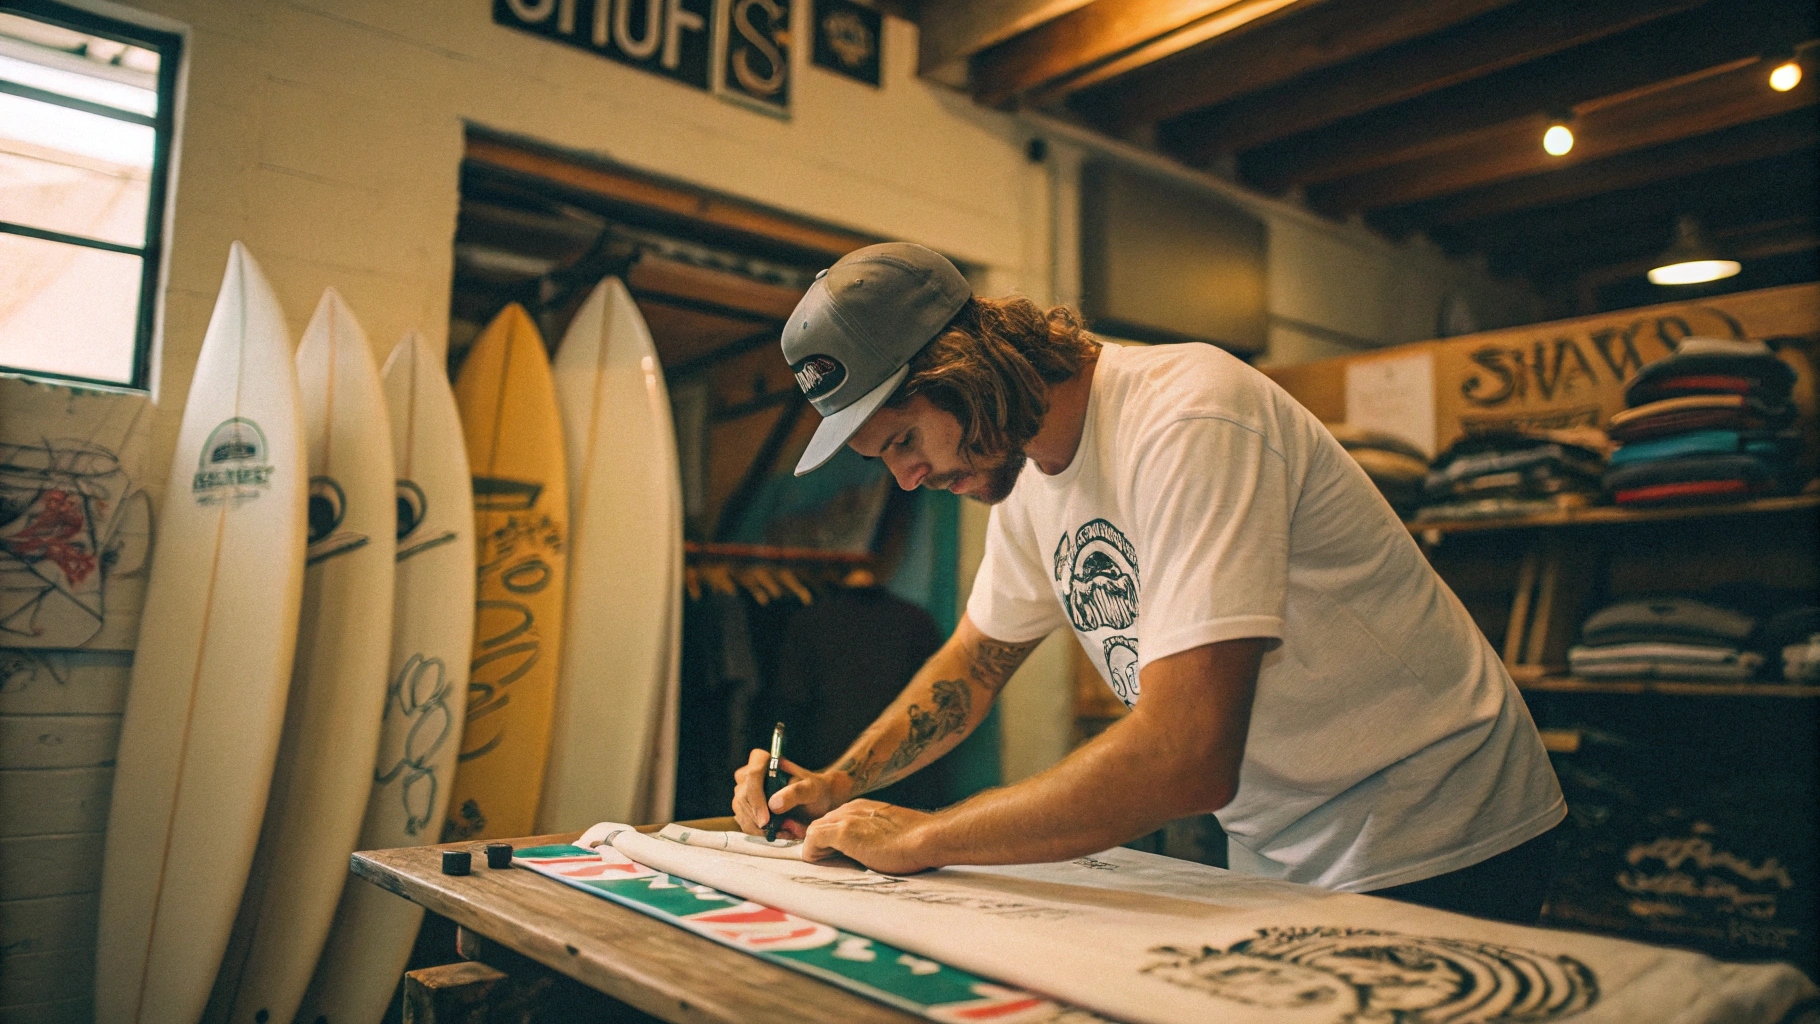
[1542,123,1574,156]
[1769,60,1801,92]
[1648,259,1741,286]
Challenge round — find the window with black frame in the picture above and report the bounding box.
[0,0,179,390]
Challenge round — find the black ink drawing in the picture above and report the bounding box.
[790,874,1081,922]
[1054,518,1140,632]
[394,478,456,561]
[305,475,370,566]
[374,653,457,836]
[1145,927,1597,1022]
[1102,636,1140,706]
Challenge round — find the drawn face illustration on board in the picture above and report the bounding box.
[1144,928,1598,1024]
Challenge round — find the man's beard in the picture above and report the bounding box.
[926,449,1027,504]
[975,449,1027,504]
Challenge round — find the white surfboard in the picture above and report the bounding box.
[294,330,476,1024]
[95,242,307,1024]
[540,277,683,831]
[206,289,397,1024]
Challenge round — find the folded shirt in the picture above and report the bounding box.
[1623,337,1795,407]
[1324,423,1428,463]
[1411,493,1590,521]
[1784,636,1820,683]
[1347,446,1428,485]
[1608,429,1800,468]
[1580,596,1757,645]
[1607,394,1794,441]
[1569,641,1764,681]
[1426,443,1605,496]
[1604,453,1781,505]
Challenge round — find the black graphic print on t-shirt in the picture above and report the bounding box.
[1053,518,1141,706]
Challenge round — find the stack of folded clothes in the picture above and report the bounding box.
[1325,423,1428,517]
[1605,338,1801,506]
[1568,595,1764,681]
[1415,426,1610,521]
[1761,604,1820,683]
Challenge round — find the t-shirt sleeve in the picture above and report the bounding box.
[966,504,1068,643]
[1131,416,1289,669]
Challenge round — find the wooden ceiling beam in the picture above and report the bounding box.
[1237,0,1810,192]
[1303,54,1818,214]
[1071,0,1518,133]
[1160,0,1702,161]
[1460,157,1818,275]
[916,0,1097,79]
[1385,111,1820,230]
[969,0,1316,109]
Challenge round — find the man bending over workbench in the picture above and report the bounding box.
[731,243,1565,925]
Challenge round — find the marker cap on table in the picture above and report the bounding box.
[441,849,471,876]
[485,843,514,869]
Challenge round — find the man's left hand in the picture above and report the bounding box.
[801,799,935,874]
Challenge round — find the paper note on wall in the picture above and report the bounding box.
[1345,351,1436,458]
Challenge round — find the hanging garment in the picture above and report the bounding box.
[674,592,764,821]
[769,585,947,810]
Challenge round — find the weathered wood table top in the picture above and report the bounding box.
[351,819,922,1024]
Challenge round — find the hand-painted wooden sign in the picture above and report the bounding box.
[716,0,791,117]
[812,0,880,87]
[493,0,714,90]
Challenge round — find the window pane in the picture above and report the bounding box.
[0,232,142,385]
[0,13,158,115]
[0,91,151,247]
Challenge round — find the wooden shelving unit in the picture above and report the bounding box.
[1519,676,1820,698]
[1409,493,1820,537]
[1412,491,1818,693]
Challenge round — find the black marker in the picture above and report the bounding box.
[763,722,787,842]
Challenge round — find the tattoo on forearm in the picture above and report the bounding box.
[839,678,974,796]
[969,638,1041,693]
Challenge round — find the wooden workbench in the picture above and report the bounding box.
[350,822,922,1024]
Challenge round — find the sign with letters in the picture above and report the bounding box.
[716,0,791,117]
[812,0,880,87]
[494,0,715,90]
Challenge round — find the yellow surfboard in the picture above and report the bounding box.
[445,304,568,841]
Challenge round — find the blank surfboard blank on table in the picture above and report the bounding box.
[541,276,683,832]
[297,330,477,1024]
[446,303,568,842]
[96,242,307,1024]
[206,289,397,1024]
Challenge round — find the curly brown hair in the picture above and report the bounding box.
[885,296,1099,460]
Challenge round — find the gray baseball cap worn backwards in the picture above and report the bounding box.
[784,242,972,475]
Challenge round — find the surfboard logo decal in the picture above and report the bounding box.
[791,354,846,401]
[192,417,273,506]
[305,475,370,565]
[395,478,457,561]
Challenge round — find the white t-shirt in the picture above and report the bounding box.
[967,342,1565,891]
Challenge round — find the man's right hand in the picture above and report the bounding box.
[732,747,848,839]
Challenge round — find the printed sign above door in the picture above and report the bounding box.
[494,0,715,90]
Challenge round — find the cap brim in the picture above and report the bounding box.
[793,364,910,475]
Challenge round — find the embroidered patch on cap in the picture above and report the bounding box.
[792,354,847,400]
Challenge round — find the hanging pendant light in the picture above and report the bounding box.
[1648,216,1740,286]
[1542,110,1575,156]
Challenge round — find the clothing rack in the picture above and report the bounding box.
[684,542,876,605]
